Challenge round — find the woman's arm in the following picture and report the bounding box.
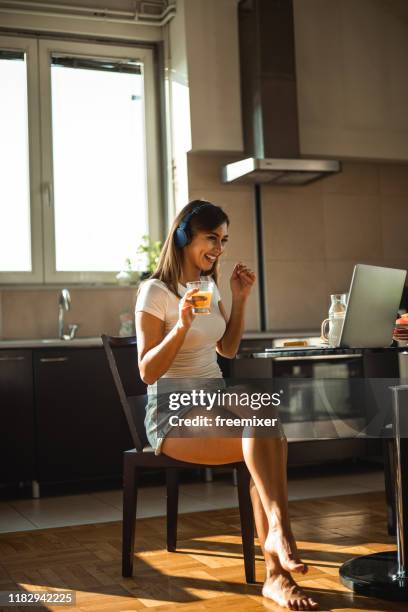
[136,288,198,385]
[216,299,247,358]
[136,312,187,384]
[216,263,256,359]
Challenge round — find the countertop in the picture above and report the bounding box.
[237,345,405,359]
[0,337,103,349]
[0,330,320,349]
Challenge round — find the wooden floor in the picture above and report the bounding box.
[0,490,407,612]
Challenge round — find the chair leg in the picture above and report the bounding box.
[166,468,179,552]
[236,463,256,583]
[122,454,139,577]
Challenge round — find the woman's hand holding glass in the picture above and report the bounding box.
[177,288,199,330]
[230,262,256,302]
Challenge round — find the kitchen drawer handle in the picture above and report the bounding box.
[39,357,69,363]
[0,356,25,362]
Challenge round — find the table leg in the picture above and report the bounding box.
[392,386,408,582]
[339,385,408,601]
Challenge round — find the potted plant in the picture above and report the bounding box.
[136,235,162,280]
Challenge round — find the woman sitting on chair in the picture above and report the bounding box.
[135,200,318,611]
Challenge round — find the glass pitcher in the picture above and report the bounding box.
[321,293,348,346]
[329,293,347,316]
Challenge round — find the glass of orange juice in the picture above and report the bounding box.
[186,280,214,315]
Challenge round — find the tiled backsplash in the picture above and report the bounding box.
[1,157,407,338]
[0,287,137,340]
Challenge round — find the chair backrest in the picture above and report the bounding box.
[102,334,148,452]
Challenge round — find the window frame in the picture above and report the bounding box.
[0,35,43,283]
[0,35,161,285]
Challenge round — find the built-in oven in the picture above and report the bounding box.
[232,350,367,442]
[270,353,365,440]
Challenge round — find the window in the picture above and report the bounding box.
[0,50,31,272]
[0,36,160,284]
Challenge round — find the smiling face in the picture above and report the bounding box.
[183,222,229,274]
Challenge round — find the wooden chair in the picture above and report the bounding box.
[101,334,255,582]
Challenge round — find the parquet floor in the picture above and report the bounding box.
[0,491,407,612]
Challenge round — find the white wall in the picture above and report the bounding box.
[294,0,408,160]
[184,0,243,152]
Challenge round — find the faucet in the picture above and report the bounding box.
[58,289,78,340]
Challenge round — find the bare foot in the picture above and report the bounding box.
[264,528,307,575]
[262,571,318,610]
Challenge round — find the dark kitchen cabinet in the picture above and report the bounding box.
[34,347,138,483]
[0,350,35,484]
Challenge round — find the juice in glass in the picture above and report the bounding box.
[186,280,214,315]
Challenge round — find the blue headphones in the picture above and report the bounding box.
[174,204,209,248]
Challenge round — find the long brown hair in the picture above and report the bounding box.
[149,200,229,297]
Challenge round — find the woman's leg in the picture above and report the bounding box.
[250,478,318,610]
[243,436,305,572]
[162,436,243,465]
[162,435,318,610]
[163,407,306,572]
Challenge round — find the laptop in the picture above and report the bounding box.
[339,263,406,348]
[266,264,407,351]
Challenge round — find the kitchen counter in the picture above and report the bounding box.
[0,338,137,490]
[0,337,103,349]
[238,345,405,359]
[0,330,320,349]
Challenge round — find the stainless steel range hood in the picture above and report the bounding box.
[222,0,341,186]
[223,158,340,186]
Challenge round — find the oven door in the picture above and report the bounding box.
[272,354,365,440]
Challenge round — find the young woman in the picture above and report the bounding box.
[135,200,318,611]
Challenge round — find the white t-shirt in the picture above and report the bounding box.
[135,278,226,378]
